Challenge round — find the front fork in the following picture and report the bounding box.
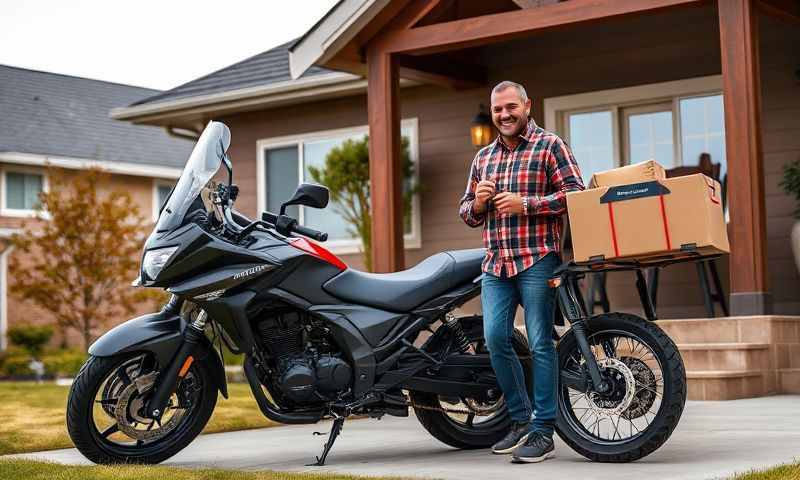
[554,273,611,395]
[147,296,207,419]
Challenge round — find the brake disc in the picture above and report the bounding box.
[586,358,637,416]
[620,356,658,420]
[113,372,182,441]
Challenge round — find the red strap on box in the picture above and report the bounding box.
[607,196,672,258]
[703,176,721,204]
[658,194,672,250]
[607,202,620,257]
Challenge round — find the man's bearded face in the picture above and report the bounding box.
[491,87,531,139]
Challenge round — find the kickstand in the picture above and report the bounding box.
[307,416,345,466]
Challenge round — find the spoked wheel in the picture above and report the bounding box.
[556,313,686,462]
[411,325,532,449]
[67,352,217,464]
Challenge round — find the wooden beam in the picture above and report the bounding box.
[395,0,447,29]
[757,0,800,24]
[718,0,771,315]
[511,0,561,8]
[367,48,404,273]
[398,55,486,89]
[374,0,705,55]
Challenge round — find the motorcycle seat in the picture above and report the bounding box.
[322,248,485,312]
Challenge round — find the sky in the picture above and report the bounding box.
[0,0,339,91]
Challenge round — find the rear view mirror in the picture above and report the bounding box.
[280,183,329,215]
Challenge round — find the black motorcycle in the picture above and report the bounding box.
[67,121,686,466]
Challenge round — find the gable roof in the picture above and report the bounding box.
[132,40,333,107]
[0,64,193,173]
[110,39,364,126]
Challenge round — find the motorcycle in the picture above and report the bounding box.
[67,121,686,465]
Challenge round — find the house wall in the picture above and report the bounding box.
[216,7,798,319]
[0,166,170,349]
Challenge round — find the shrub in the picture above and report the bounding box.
[7,324,54,357]
[42,349,86,377]
[0,347,34,377]
[780,158,800,218]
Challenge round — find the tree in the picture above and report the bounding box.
[307,135,418,271]
[8,167,165,349]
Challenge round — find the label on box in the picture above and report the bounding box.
[599,181,671,203]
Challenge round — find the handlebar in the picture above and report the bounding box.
[212,182,329,242]
[291,223,328,242]
[259,211,328,242]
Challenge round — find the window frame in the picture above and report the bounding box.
[0,166,49,218]
[152,178,175,222]
[544,75,724,176]
[255,118,422,255]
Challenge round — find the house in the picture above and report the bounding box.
[111,0,800,399]
[0,64,193,348]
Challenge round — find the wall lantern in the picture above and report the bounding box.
[470,104,493,148]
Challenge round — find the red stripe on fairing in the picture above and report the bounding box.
[288,237,347,271]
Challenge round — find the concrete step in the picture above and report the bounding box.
[677,342,771,372]
[778,368,800,393]
[686,369,775,400]
[656,316,800,345]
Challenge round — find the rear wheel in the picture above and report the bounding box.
[67,352,217,464]
[411,324,531,449]
[555,313,686,462]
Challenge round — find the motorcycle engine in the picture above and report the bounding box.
[255,309,353,404]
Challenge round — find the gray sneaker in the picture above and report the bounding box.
[511,431,555,463]
[492,421,531,454]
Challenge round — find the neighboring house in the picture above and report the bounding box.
[112,1,800,399]
[0,64,193,348]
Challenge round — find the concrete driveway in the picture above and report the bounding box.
[14,395,800,480]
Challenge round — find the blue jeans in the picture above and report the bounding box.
[481,253,558,435]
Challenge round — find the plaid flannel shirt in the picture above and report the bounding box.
[459,119,585,277]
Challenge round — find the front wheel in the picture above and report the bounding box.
[67,352,217,464]
[556,313,686,462]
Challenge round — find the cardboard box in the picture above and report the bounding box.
[589,160,666,188]
[567,173,729,263]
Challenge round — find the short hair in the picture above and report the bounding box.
[492,81,528,103]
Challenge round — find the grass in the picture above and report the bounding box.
[728,462,800,480]
[0,459,408,480]
[0,381,275,455]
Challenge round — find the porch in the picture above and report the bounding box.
[291,0,800,317]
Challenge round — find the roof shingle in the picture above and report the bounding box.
[131,40,333,107]
[0,65,194,169]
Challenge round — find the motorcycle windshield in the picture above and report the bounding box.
[155,121,230,232]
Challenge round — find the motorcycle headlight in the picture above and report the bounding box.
[142,246,178,280]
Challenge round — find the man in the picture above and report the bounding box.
[459,81,584,464]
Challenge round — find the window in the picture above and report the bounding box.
[257,119,421,254]
[1,168,46,216]
[545,76,726,186]
[152,179,175,221]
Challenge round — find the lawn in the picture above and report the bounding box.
[0,381,274,455]
[730,462,800,480]
[0,459,407,480]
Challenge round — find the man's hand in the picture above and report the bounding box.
[473,180,496,214]
[493,192,524,215]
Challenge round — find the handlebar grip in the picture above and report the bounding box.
[292,224,328,242]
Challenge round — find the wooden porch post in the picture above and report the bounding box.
[367,47,404,272]
[718,0,771,314]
